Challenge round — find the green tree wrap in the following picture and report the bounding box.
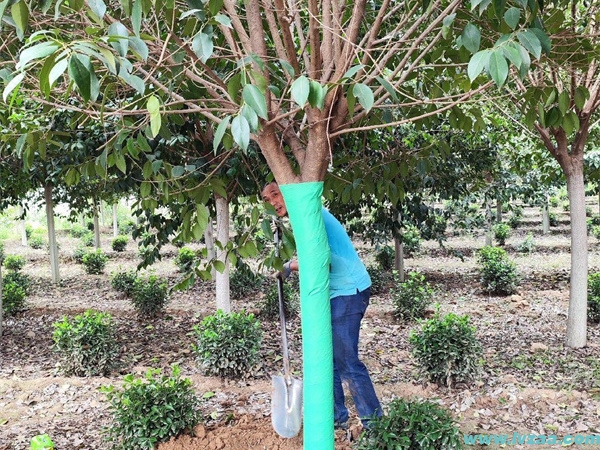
[280,181,334,450]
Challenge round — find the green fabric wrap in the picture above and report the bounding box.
[279,181,334,450]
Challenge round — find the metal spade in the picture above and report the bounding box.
[271,225,303,438]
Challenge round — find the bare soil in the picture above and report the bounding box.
[2,207,600,450]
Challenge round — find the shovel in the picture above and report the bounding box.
[271,225,303,438]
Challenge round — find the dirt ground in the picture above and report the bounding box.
[2,206,600,449]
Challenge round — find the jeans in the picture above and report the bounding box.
[331,287,382,427]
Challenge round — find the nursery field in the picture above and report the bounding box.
[1,203,600,450]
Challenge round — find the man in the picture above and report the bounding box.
[262,181,382,431]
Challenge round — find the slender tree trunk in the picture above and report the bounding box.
[45,185,60,284]
[566,169,588,348]
[100,201,106,226]
[542,195,550,234]
[93,201,101,249]
[113,203,119,238]
[496,199,502,222]
[19,205,27,246]
[215,195,231,312]
[0,264,4,337]
[394,236,405,282]
[485,199,493,246]
[204,216,216,279]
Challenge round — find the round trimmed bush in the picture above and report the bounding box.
[111,235,129,252]
[193,310,262,378]
[101,366,201,450]
[4,254,25,272]
[355,398,462,450]
[410,311,483,387]
[2,282,27,316]
[130,275,169,318]
[29,236,45,250]
[52,310,119,376]
[477,246,519,295]
[375,245,394,270]
[174,247,197,272]
[82,249,108,275]
[110,269,138,297]
[401,225,421,257]
[587,272,600,323]
[392,271,434,321]
[492,222,510,246]
[4,271,31,294]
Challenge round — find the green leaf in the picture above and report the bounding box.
[192,31,213,63]
[493,0,505,17]
[213,260,225,273]
[290,75,310,108]
[214,13,231,27]
[467,49,490,81]
[172,165,185,177]
[2,72,24,103]
[68,54,92,101]
[308,80,327,110]
[375,76,398,101]
[89,0,106,19]
[242,84,268,120]
[501,43,522,69]
[213,116,231,153]
[16,42,59,70]
[11,0,29,40]
[516,43,531,78]
[0,0,8,30]
[461,23,480,54]
[147,95,161,138]
[240,104,259,131]
[529,27,551,55]
[39,53,55,97]
[129,37,149,61]
[558,90,569,114]
[574,86,589,110]
[517,29,541,59]
[132,0,142,36]
[489,50,508,86]
[279,59,295,77]
[208,0,223,15]
[352,83,374,113]
[108,22,129,57]
[115,153,127,173]
[546,106,561,127]
[504,7,520,29]
[231,115,250,151]
[342,64,365,80]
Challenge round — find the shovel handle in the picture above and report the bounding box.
[273,222,292,381]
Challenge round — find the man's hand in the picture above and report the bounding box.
[274,261,293,280]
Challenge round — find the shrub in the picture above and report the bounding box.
[118,219,137,236]
[81,232,95,247]
[110,269,138,296]
[587,272,600,324]
[30,434,55,450]
[355,398,462,450]
[366,265,389,296]
[259,281,299,319]
[230,263,264,299]
[592,225,600,240]
[111,235,129,252]
[517,233,536,254]
[25,224,33,239]
[4,254,25,272]
[401,225,422,257]
[391,271,434,321]
[562,201,570,212]
[73,245,89,264]
[0,241,4,263]
[193,310,262,378]
[29,236,45,249]
[589,214,600,227]
[548,212,559,227]
[492,222,510,246]
[175,247,197,272]
[549,196,560,207]
[4,271,31,294]
[52,310,119,376]
[409,311,483,387]
[375,246,394,270]
[101,366,201,450]
[2,282,27,316]
[82,249,108,275]
[586,206,593,217]
[68,224,88,238]
[507,213,520,229]
[130,275,169,318]
[477,246,519,295]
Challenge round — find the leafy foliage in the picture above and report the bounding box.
[477,246,520,295]
[82,249,108,274]
[492,222,510,246]
[68,224,88,238]
[587,272,600,324]
[366,265,390,296]
[401,225,422,257]
[110,269,138,297]
[259,281,299,319]
[375,246,395,271]
[391,271,434,321]
[52,310,119,376]
[516,233,535,254]
[29,236,45,249]
[2,282,27,316]
[230,263,265,300]
[111,235,129,252]
[174,247,198,272]
[409,311,483,387]
[4,271,31,294]
[101,366,201,450]
[355,398,462,450]
[130,275,169,318]
[193,310,262,378]
[3,254,25,271]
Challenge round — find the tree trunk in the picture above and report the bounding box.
[19,205,27,246]
[394,236,405,282]
[496,199,502,222]
[566,169,588,348]
[113,203,119,238]
[542,196,550,234]
[215,195,231,313]
[93,201,101,249]
[485,199,493,246]
[0,264,4,337]
[204,216,216,279]
[45,185,60,284]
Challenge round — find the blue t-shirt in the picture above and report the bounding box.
[322,208,371,298]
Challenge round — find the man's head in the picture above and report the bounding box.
[262,182,288,217]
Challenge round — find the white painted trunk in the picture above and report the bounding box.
[45,185,60,284]
[566,171,587,348]
[204,217,216,279]
[0,264,4,337]
[541,202,550,234]
[19,205,27,246]
[496,200,502,222]
[215,195,231,313]
[485,200,493,247]
[113,203,119,238]
[93,202,101,249]
[394,235,405,282]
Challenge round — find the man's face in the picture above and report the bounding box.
[262,183,288,217]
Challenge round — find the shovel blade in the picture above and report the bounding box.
[271,375,303,438]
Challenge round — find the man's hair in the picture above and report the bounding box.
[262,181,277,192]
